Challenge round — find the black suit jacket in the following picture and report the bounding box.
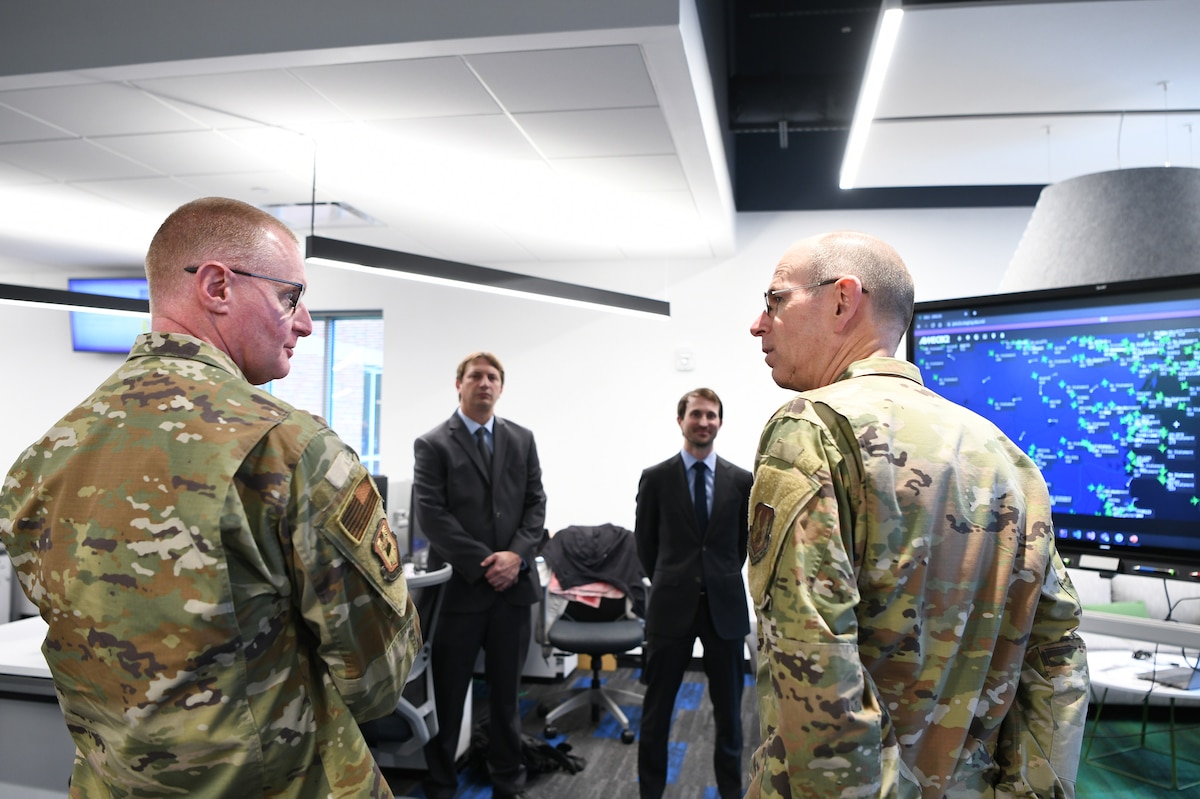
[635,453,753,640]
[413,412,547,613]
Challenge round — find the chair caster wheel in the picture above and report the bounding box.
[544,725,559,738]
[621,729,635,745]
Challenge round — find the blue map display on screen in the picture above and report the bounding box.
[910,288,1200,562]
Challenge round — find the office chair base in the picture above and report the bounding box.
[539,683,642,744]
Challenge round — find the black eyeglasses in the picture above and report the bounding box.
[184,265,305,315]
[763,276,867,316]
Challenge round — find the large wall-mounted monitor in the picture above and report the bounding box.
[907,273,1200,582]
[68,277,150,353]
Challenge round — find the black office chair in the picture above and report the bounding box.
[360,562,452,768]
[537,594,646,744]
[533,524,648,745]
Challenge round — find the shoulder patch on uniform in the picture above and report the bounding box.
[339,474,378,545]
[372,517,403,582]
[748,502,775,565]
[325,450,354,490]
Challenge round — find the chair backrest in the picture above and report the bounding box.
[540,524,647,617]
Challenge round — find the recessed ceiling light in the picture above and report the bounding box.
[261,202,380,230]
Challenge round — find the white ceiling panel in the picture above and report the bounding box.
[73,176,214,212]
[513,229,627,262]
[370,114,540,161]
[346,217,536,265]
[0,102,74,143]
[468,46,657,112]
[0,158,54,186]
[0,1,734,280]
[170,171,324,207]
[881,1,1200,118]
[98,130,290,176]
[0,83,204,138]
[133,70,345,128]
[7,0,1195,286]
[515,107,674,159]
[292,58,500,120]
[549,154,689,193]
[0,139,158,182]
[855,0,1200,190]
[0,182,162,265]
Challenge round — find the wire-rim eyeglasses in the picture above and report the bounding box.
[763,276,867,316]
[183,265,305,314]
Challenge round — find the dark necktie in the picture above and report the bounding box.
[693,461,708,531]
[475,427,492,470]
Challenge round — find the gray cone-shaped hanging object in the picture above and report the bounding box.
[1002,166,1200,292]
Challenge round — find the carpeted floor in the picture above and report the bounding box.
[383,659,759,798]
[381,662,1200,798]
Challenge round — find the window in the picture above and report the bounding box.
[268,312,384,472]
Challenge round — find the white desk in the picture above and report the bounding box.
[1084,649,1200,791]
[1087,648,1200,708]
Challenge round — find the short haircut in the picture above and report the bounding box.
[806,231,916,345]
[677,387,723,420]
[143,195,300,314]
[456,352,505,385]
[144,197,298,301]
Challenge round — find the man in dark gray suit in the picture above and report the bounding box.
[413,352,547,799]
[635,388,753,799]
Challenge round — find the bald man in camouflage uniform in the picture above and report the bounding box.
[0,197,420,798]
[745,231,1089,798]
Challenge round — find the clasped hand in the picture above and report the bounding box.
[481,550,521,591]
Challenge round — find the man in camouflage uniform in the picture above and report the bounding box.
[0,197,420,798]
[745,231,1089,798]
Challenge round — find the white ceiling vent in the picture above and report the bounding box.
[262,202,380,231]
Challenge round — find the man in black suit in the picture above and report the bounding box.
[413,352,547,799]
[635,388,753,799]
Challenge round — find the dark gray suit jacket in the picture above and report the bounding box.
[413,412,546,613]
[635,453,752,640]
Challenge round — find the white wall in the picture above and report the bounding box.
[0,206,1033,535]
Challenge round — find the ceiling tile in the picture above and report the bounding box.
[468,46,657,113]
[370,114,539,160]
[0,139,157,181]
[550,154,688,192]
[342,220,536,265]
[0,158,54,186]
[515,107,674,159]
[856,115,1200,189]
[97,130,290,176]
[0,102,74,143]
[292,57,499,120]
[512,231,626,262]
[0,83,205,138]
[73,176,209,212]
[134,70,345,128]
[883,1,1200,119]
[179,171,330,208]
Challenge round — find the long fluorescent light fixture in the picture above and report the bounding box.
[0,282,150,317]
[306,236,670,318]
[839,1,904,190]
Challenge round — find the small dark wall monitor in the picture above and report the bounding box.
[68,277,150,353]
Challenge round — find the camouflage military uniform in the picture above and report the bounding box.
[0,332,419,798]
[746,357,1089,799]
